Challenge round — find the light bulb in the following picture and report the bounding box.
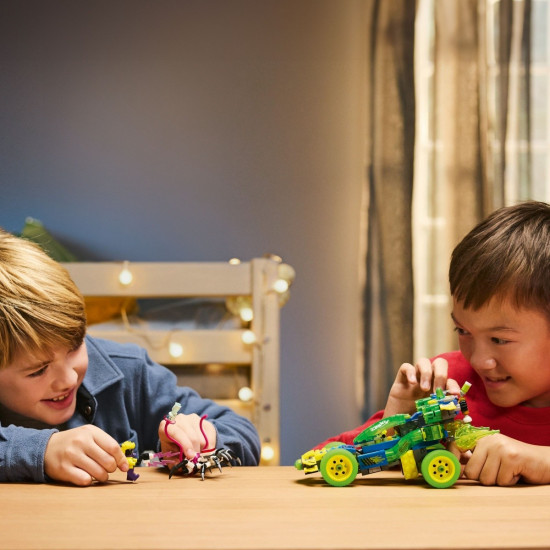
[169,342,184,358]
[261,444,275,462]
[273,279,289,293]
[239,307,253,322]
[278,263,296,284]
[241,330,257,345]
[229,258,241,265]
[238,386,254,402]
[119,261,133,286]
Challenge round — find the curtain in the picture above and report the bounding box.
[482,0,532,205]
[412,0,488,361]
[414,0,532,359]
[362,0,416,417]
[362,0,532,417]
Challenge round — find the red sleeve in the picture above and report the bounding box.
[314,409,384,448]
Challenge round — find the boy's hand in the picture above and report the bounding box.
[159,413,217,460]
[459,434,550,486]
[44,425,129,486]
[383,357,461,417]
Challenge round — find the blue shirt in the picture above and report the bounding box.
[0,335,260,482]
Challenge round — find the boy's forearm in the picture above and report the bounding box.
[212,414,261,465]
[0,424,57,482]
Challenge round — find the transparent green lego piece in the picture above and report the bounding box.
[448,421,499,452]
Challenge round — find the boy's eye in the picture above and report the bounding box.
[28,365,49,378]
[453,327,469,336]
[491,337,509,345]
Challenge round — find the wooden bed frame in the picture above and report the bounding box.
[62,258,283,465]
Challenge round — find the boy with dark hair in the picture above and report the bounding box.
[0,229,260,485]
[319,201,550,486]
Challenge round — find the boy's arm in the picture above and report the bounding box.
[0,423,56,482]
[132,349,261,466]
[0,421,128,485]
[462,434,550,486]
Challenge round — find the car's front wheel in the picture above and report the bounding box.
[320,448,358,487]
[420,449,461,488]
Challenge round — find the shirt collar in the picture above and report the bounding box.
[82,334,125,395]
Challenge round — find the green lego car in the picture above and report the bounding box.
[295,383,498,488]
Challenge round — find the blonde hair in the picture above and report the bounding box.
[0,229,86,369]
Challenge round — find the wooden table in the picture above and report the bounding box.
[1,466,549,550]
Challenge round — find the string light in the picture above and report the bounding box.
[238,386,254,402]
[261,443,275,462]
[241,329,257,345]
[239,306,253,322]
[225,296,254,324]
[277,263,295,287]
[272,263,295,307]
[118,261,133,286]
[168,341,184,358]
[273,278,289,293]
[228,258,241,265]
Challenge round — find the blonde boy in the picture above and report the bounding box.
[0,230,260,484]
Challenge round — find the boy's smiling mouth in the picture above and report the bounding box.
[43,389,75,410]
[50,392,70,402]
[483,375,512,390]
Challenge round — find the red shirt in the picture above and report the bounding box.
[316,351,550,448]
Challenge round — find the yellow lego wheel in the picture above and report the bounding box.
[421,449,461,488]
[320,448,358,487]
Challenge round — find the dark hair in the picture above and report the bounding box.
[449,201,550,317]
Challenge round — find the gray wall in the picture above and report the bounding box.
[0,0,366,464]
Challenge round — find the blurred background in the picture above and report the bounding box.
[1,0,546,464]
[1,0,366,464]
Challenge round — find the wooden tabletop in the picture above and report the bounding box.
[1,466,549,550]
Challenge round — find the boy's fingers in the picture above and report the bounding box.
[174,424,201,458]
[80,457,111,483]
[397,363,418,385]
[160,419,193,456]
[92,429,129,472]
[416,357,434,390]
[431,357,449,391]
[69,468,95,487]
[116,454,129,472]
[446,377,462,395]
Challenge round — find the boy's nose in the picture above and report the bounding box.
[470,350,497,372]
[51,365,78,392]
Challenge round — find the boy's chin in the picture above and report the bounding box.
[37,403,77,426]
[485,391,522,409]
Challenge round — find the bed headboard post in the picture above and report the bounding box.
[250,258,280,465]
[61,259,286,465]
